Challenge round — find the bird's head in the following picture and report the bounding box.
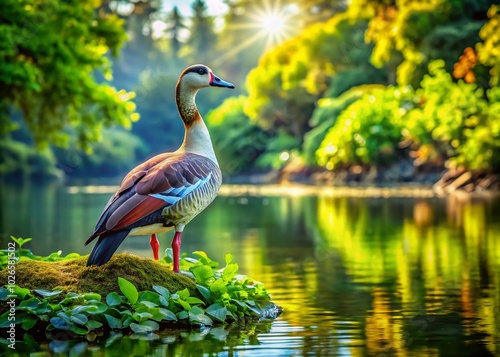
[179,64,235,90]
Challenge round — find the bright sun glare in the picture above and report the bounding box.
[213,0,299,65]
[260,14,285,35]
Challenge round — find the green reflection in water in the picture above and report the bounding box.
[1,183,500,356]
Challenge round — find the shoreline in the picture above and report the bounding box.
[63,182,500,200]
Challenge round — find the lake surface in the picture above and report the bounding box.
[1,182,500,356]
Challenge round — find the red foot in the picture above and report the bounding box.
[171,231,183,273]
[150,234,160,260]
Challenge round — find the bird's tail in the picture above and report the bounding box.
[86,230,130,267]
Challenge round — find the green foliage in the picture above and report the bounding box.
[254,132,301,171]
[168,251,272,322]
[0,139,61,180]
[245,14,377,140]
[0,0,137,150]
[53,129,148,178]
[316,87,408,170]
[0,236,80,270]
[304,85,382,165]
[476,5,500,86]
[0,237,278,338]
[401,60,500,170]
[358,0,494,86]
[315,60,500,171]
[206,96,271,174]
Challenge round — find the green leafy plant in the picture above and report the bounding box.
[316,86,410,170]
[0,238,280,338]
[0,236,81,270]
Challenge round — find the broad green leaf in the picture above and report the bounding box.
[193,251,218,267]
[186,297,205,305]
[177,311,188,320]
[132,312,153,322]
[140,320,159,331]
[86,302,108,315]
[196,285,213,303]
[84,293,102,301]
[158,308,177,321]
[138,291,160,306]
[139,301,158,308]
[146,307,164,322]
[72,305,98,314]
[191,265,214,285]
[159,296,169,307]
[35,302,50,314]
[86,320,103,330]
[222,263,239,281]
[104,314,122,329]
[209,279,228,294]
[176,299,191,311]
[122,316,134,328]
[70,325,88,335]
[225,254,233,265]
[118,277,138,304]
[13,286,30,299]
[19,297,39,310]
[206,303,227,322]
[34,289,62,298]
[190,306,204,315]
[152,285,170,300]
[50,317,70,330]
[106,292,122,307]
[21,317,37,330]
[176,288,190,300]
[70,314,88,325]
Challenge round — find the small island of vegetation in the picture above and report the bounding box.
[0,237,281,341]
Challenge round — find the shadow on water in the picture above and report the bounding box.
[1,182,500,356]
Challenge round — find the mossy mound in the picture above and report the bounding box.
[0,253,196,297]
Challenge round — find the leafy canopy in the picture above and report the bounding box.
[0,0,138,149]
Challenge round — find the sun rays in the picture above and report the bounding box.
[213,0,300,65]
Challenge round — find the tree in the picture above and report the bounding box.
[350,0,497,86]
[166,6,186,59]
[475,5,500,86]
[186,0,217,63]
[0,0,137,150]
[245,13,383,140]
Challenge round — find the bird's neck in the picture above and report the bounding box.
[176,83,219,165]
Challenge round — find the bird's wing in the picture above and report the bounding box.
[87,153,216,243]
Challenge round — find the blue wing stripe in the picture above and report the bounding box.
[149,194,182,205]
[148,172,212,204]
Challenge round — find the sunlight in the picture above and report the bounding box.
[259,13,285,35]
[214,0,299,65]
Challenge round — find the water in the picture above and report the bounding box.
[1,183,500,356]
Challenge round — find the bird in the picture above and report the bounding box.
[85,64,235,272]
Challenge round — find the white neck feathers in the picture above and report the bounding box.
[180,120,219,165]
[175,83,218,166]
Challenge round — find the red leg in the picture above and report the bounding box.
[150,234,160,260]
[171,231,182,273]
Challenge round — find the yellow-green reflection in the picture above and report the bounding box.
[1,183,499,356]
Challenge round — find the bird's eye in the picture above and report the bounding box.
[198,68,205,75]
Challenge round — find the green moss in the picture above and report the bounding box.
[0,253,196,297]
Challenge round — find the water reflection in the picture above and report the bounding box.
[1,183,500,356]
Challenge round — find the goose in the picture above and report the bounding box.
[85,64,234,272]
